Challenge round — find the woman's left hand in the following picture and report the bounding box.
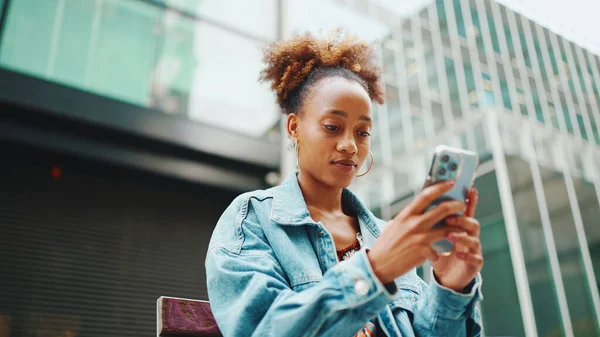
[430,188,483,292]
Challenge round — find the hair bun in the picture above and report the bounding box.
[260,29,384,110]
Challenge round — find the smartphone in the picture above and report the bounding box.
[423,145,479,255]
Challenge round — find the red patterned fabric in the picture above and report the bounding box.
[336,234,377,337]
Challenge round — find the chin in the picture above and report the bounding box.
[323,171,355,189]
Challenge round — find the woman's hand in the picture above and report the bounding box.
[367,181,467,284]
[431,188,483,292]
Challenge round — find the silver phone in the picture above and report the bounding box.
[423,145,479,255]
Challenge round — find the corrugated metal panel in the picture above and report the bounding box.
[0,149,236,336]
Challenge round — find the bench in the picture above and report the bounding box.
[156,296,222,337]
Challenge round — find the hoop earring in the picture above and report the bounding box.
[356,151,374,177]
[295,140,299,170]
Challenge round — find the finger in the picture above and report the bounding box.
[456,253,484,269]
[448,233,480,253]
[426,247,440,263]
[418,200,467,230]
[403,180,456,215]
[466,188,478,218]
[425,226,466,244]
[446,216,480,236]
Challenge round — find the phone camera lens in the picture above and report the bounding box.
[441,155,450,163]
[438,167,446,175]
[449,163,458,171]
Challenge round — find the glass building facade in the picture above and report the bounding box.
[0,0,281,138]
[2,0,600,336]
[334,0,600,336]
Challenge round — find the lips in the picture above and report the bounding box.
[332,159,357,167]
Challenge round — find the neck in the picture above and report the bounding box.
[297,170,344,214]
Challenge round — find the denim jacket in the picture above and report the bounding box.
[205,172,483,337]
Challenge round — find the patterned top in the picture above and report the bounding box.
[336,232,378,337]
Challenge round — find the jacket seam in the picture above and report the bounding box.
[233,194,273,254]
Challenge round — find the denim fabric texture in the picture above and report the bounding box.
[205,172,483,337]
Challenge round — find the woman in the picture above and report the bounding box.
[205,31,483,337]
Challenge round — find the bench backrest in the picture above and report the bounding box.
[157,296,222,337]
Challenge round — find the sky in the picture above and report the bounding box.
[374,0,600,55]
[496,0,600,55]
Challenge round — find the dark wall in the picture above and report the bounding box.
[0,142,237,336]
[0,68,279,191]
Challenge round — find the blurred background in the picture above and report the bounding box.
[1,0,600,336]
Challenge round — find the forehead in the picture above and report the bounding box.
[304,77,372,118]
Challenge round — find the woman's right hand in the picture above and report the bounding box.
[367,180,467,284]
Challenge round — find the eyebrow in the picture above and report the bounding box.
[328,110,372,122]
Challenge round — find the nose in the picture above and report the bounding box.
[336,133,358,154]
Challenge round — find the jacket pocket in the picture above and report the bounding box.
[290,274,322,292]
[390,286,420,314]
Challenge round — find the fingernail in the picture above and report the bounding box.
[473,188,478,196]
[447,233,457,242]
[446,217,456,225]
[457,252,466,259]
[446,180,455,186]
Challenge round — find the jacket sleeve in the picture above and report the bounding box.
[205,198,398,337]
[409,270,483,336]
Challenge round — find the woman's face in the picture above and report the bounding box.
[289,77,373,189]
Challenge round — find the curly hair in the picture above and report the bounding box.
[260,30,384,115]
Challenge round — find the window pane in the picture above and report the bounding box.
[483,1,500,54]
[86,0,160,105]
[382,40,397,83]
[453,0,466,38]
[577,113,589,141]
[185,22,278,137]
[149,10,196,115]
[574,176,600,320]
[0,0,62,76]
[0,0,161,106]
[475,171,526,337]
[289,0,389,41]
[197,0,277,40]
[535,148,598,336]
[154,0,277,41]
[507,155,564,337]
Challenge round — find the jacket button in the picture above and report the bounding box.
[412,297,417,303]
[354,280,369,296]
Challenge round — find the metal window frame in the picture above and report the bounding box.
[472,0,504,109]
[575,46,600,139]
[374,41,396,219]
[410,15,436,139]
[547,29,584,140]
[458,0,486,111]
[560,38,596,145]
[0,0,11,49]
[521,124,575,337]
[441,0,477,150]
[391,23,416,152]
[426,2,454,129]
[504,8,538,124]
[533,22,570,134]
[559,140,600,335]
[485,113,538,337]
[488,2,520,119]
[518,14,553,127]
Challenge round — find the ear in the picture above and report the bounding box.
[286,113,300,141]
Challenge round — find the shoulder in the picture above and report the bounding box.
[207,187,275,253]
[225,188,275,222]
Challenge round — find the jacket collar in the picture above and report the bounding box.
[270,172,382,238]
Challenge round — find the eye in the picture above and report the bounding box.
[358,131,371,137]
[324,125,339,131]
